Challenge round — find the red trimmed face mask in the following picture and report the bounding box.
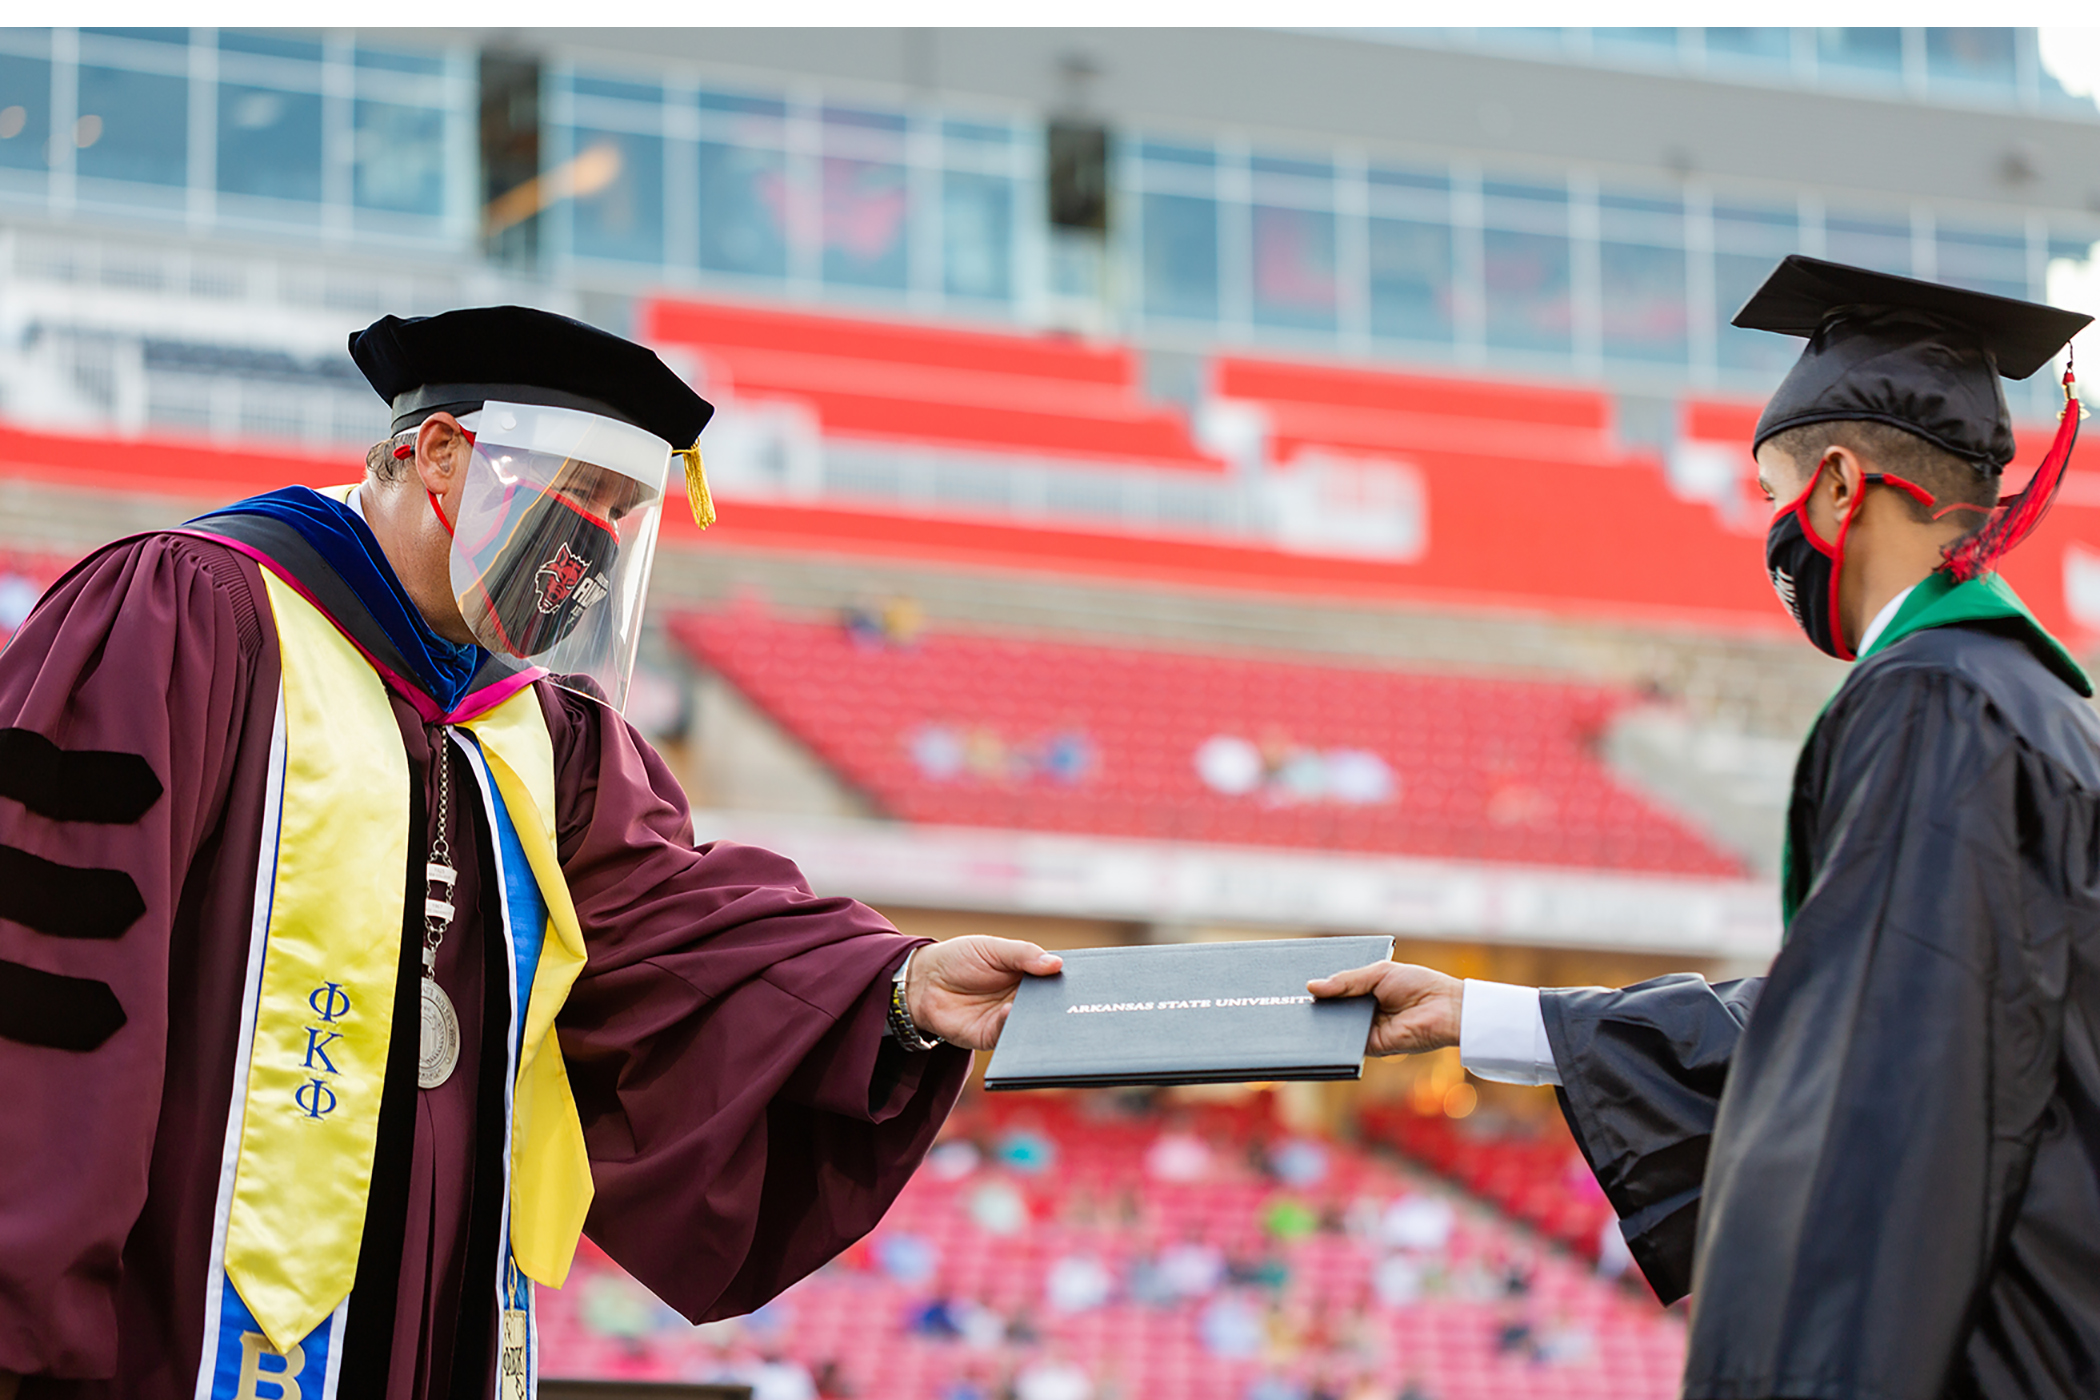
[1764,463,1949,661]
[467,487,621,658]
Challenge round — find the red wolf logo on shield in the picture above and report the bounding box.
[534,543,592,615]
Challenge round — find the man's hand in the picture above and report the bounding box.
[905,937,1065,1051]
[1308,960,1463,1057]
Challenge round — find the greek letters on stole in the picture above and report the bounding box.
[192,568,592,1399]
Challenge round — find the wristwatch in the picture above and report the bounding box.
[887,949,943,1052]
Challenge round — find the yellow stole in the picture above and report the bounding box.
[224,570,593,1350]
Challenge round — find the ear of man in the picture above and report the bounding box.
[412,413,470,497]
[363,412,471,491]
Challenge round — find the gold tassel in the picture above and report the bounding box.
[678,443,716,529]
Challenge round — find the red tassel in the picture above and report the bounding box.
[1945,357,2082,582]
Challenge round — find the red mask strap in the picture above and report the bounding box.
[1786,457,1843,556]
[403,423,476,538]
[1826,467,1871,662]
[428,490,457,538]
[1864,472,1935,509]
[395,426,477,459]
[1865,471,1990,520]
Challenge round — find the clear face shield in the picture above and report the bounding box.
[449,401,669,712]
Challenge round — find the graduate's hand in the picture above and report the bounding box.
[1308,960,1463,1057]
[906,936,1065,1051]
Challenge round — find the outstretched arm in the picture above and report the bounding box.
[1311,955,1757,1304]
[905,936,1064,1050]
[1306,960,1464,1057]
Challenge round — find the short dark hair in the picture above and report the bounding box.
[1763,420,1998,523]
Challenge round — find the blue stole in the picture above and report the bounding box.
[190,486,486,712]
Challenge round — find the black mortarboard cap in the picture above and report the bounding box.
[349,306,715,446]
[1736,254,2090,470]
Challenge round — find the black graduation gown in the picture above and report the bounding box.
[1544,615,2100,1400]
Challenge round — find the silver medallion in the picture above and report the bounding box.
[419,976,461,1089]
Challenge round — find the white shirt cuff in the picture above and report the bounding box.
[1458,979,1562,1086]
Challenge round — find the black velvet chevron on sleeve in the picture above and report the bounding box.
[0,728,164,824]
[0,958,126,1050]
[0,845,147,940]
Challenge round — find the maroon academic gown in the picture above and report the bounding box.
[0,531,971,1397]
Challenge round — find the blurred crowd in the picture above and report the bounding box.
[537,1089,1674,1400]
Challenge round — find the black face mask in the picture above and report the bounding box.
[1764,465,1950,662]
[1764,477,1850,659]
[476,490,620,658]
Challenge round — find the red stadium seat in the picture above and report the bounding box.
[671,609,1743,877]
[643,296,1226,472]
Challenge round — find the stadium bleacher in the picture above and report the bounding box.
[535,1090,1684,1400]
[672,605,1743,877]
[1214,357,1624,469]
[1358,1108,1616,1271]
[645,298,1225,472]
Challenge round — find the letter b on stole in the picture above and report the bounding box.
[236,1331,307,1400]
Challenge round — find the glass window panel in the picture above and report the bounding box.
[698,141,788,278]
[354,99,445,215]
[943,118,1010,145]
[1926,29,2015,91]
[823,104,906,133]
[1370,166,1449,192]
[1712,201,1799,255]
[1478,28,1568,52]
[1937,224,2029,300]
[1252,153,1331,180]
[1483,227,1572,353]
[1139,140,1214,168]
[1591,28,1681,59]
[2049,234,2100,266]
[1702,28,1792,67]
[2039,62,2095,115]
[822,156,909,289]
[942,170,1012,301]
[219,31,322,63]
[1600,191,1681,216]
[699,88,787,118]
[217,84,323,202]
[1825,213,1912,274]
[1368,216,1454,343]
[573,75,662,105]
[1483,180,1568,236]
[1251,205,1337,331]
[1599,241,1689,364]
[0,52,52,172]
[1716,250,1798,373]
[83,27,187,44]
[1142,192,1218,320]
[355,45,444,75]
[1483,179,1566,205]
[75,65,188,186]
[1817,28,1903,76]
[569,128,664,264]
[1713,201,1797,230]
[1600,190,1683,244]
